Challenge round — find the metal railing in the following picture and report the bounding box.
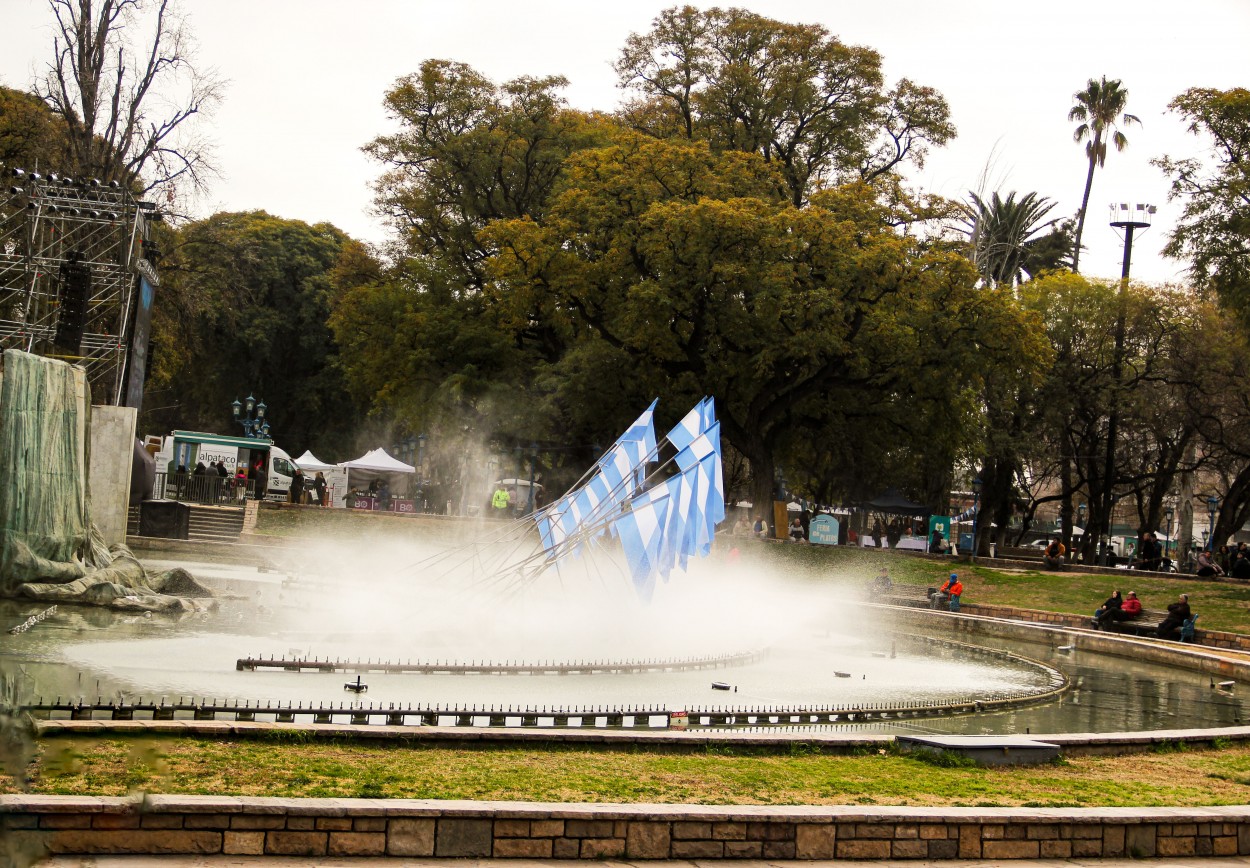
[154,471,257,506]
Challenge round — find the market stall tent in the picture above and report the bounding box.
[293,450,336,472]
[337,448,418,511]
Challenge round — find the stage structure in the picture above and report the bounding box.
[0,167,161,406]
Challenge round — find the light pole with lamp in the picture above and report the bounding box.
[231,395,269,439]
[1164,504,1174,565]
[1099,202,1154,567]
[525,442,539,516]
[970,477,982,562]
[1208,495,1220,553]
[416,433,427,513]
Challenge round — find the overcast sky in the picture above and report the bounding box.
[2,0,1247,284]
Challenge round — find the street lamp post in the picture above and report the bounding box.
[1165,505,1174,563]
[1208,495,1220,553]
[525,442,538,516]
[416,434,427,513]
[970,477,982,562]
[231,395,269,439]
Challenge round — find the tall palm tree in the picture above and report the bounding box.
[963,191,1064,286]
[1069,77,1140,273]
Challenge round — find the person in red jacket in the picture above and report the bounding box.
[1096,590,1141,628]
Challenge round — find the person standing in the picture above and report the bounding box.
[491,484,511,516]
[289,468,306,504]
[314,471,328,507]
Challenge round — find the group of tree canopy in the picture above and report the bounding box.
[4,3,1250,561]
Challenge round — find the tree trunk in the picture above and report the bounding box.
[1072,143,1100,273]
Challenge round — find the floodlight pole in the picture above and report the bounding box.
[1099,203,1154,566]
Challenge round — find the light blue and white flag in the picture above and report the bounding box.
[665,397,711,454]
[616,491,672,601]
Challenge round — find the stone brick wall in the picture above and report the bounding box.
[5,796,1250,860]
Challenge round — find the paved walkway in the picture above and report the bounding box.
[34,858,1250,867]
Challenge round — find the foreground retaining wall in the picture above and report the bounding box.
[5,796,1250,860]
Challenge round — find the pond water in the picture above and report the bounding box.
[1,548,1244,735]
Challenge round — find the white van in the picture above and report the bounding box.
[155,430,300,501]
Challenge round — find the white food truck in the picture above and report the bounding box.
[154,430,300,501]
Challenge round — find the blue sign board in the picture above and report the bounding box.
[809,514,839,545]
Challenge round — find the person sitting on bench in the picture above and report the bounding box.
[1095,590,1141,629]
[1157,593,1192,640]
[1092,590,1122,627]
[1042,537,1065,570]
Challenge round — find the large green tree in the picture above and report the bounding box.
[615,5,954,206]
[146,211,361,457]
[1069,76,1140,273]
[484,136,1040,510]
[1156,87,1250,318]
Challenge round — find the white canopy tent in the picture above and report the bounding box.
[293,450,336,472]
[338,448,418,508]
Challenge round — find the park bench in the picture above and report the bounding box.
[1099,608,1199,642]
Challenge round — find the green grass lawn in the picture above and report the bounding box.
[733,541,1250,634]
[9,736,1250,807]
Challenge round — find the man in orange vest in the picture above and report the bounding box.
[939,572,963,612]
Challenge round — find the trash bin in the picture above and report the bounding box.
[139,500,190,540]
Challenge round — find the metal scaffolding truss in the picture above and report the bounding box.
[0,169,147,404]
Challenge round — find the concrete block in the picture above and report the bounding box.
[285,816,315,830]
[855,822,893,838]
[763,840,796,858]
[1104,823,1126,856]
[927,839,958,859]
[795,823,835,859]
[387,818,434,856]
[891,839,927,859]
[837,839,890,859]
[328,831,386,856]
[92,814,142,829]
[139,815,183,829]
[494,837,553,858]
[626,822,671,858]
[958,824,982,858]
[1216,835,1239,855]
[1027,823,1059,839]
[435,818,492,857]
[223,831,264,855]
[672,820,712,839]
[231,815,285,830]
[552,837,580,858]
[353,816,386,832]
[724,840,763,858]
[264,831,327,856]
[315,817,353,831]
[712,821,746,840]
[40,815,92,829]
[982,839,1040,859]
[565,819,616,838]
[1126,824,1156,858]
[1072,837,1104,857]
[1041,838,1073,858]
[894,823,918,839]
[581,837,627,858]
[183,814,231,830]
[919,824,948,839]
[530,819,563,837]
[494,818,530,837]
[1157,835,1196,857]
[671,840,724,858]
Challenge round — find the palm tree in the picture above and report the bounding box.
[1069,77,1140,272]
[963,191,1065,286]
